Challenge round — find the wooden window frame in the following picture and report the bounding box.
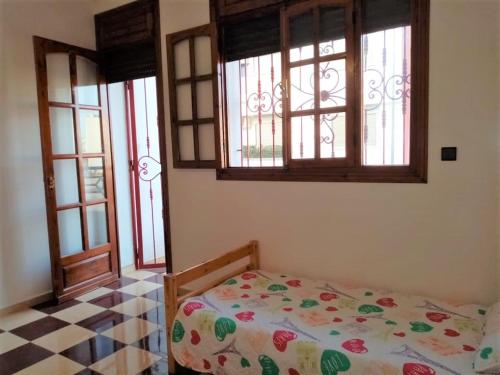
[213,0,429,183]
[166,25,219,168]
[283,0,356,169]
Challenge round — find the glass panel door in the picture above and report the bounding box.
[34,37,118,302]
[48,54,111,253]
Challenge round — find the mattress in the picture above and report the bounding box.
[170,270,487,374]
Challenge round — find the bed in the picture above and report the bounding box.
[163,241,489,375]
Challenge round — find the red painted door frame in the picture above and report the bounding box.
[124,79,166,270]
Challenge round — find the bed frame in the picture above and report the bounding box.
[163,241,260,374]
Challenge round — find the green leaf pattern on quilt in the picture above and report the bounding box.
[358,304,384,314]
[259,355,279,375]
[300,299,319,308]
[214,317,237,341]
[320,350,351,375]
[480,347,493,360]
[241,357,251,368]
[172,320,185,343]
[268,284,288,292]
[410,321,434,333]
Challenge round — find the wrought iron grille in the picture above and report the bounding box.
[226,53,283,167]
[290,41,347,160]
[362,26,411,165]
[224,26,411,167]
[130,77,165,266]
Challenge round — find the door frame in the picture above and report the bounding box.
[124,79,167,270]
[152,0,173,273]
[33,36,120,302]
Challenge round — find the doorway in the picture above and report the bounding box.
[34,0,171,302]
[125,77,166,269]
[108,76,169,274]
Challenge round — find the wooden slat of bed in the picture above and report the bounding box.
[174,241,258,285]
[163,240,259,374]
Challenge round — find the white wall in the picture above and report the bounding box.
[0,0,96,309]
[91,0,131,14]
[159,0,500,305]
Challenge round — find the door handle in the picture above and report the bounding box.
[278,79,288,99]
[47,176,55,191]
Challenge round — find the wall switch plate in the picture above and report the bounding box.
[441,147,457,161]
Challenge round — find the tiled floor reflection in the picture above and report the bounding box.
[0,268,192,375]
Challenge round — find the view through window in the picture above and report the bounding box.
[225,23,411,167]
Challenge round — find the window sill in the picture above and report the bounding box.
[216,166,427,183]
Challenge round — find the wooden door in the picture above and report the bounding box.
[34,37,119,302]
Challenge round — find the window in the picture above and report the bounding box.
[215,0,429,182]
[226,52,283,167]
[166,25,218,168]
[283,3,354,167]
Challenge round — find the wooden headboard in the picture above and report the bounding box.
[163,240,259,374]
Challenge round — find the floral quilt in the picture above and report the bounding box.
[475,302,500,373]
[170,270,487,375]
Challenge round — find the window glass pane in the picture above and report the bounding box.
[290,11,314,62]
[174,40,190,79]
[320,112,346,158]
[84,157,105,201]
[76,56,99,106]
[176,84,192,120]
[290,45,314,63]
[196,80,213,118]
[319,40,346,57]
[225,53,283,167]
[79,110,103,153]
[194,36,212,76]
[226,60,243,166]
[290,64,314,112]
[362,26,411,166]
[291,115,314,159]
[58,208,83,256]
[87,203,108,248]
[54,159,80,206]
[178,125,195,160]
[46,53,72,103]
[50,107,75,154]
[320,60,346,108]
[199,124,215,161]
[319,6,346,56]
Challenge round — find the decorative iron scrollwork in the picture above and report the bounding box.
[138,155,162,182]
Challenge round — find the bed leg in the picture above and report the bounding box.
[250,240,260,269]
[164,273,178,374]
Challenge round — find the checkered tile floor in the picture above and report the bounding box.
[0,269,174,375]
